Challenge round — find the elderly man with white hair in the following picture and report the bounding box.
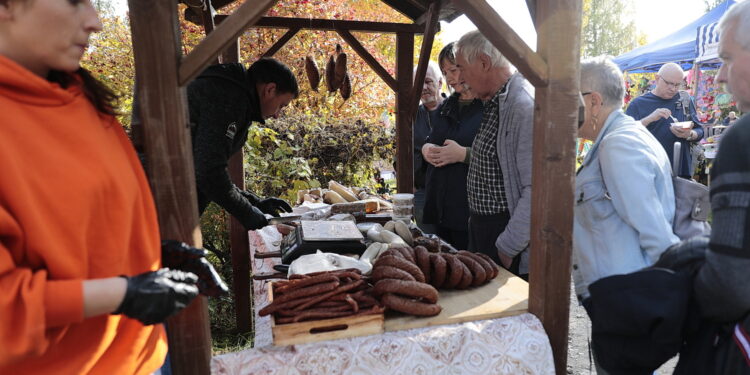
[412,61,443,234]
[454,30,534,279]
[625,62,704,178]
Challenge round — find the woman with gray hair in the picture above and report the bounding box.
[572,57,680,371]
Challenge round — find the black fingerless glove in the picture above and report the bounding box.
[161,240,229,297]
[113,268,199,325]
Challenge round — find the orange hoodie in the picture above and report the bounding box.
[0,56,167,373]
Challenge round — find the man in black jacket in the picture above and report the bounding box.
[188,57,298,230]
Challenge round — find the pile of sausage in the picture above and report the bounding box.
[259,269,384,324]
[371,246,500,316]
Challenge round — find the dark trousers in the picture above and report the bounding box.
[467,212,510,266]
[414,188,437,234]
[435,226,469,251]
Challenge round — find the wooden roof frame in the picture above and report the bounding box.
[126,1,581,374]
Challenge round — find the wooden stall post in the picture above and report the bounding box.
[395,32,415,193]
[128,1,211,374]
[529,0,582,374]
[218,38,254,334]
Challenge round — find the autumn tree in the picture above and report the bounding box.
[580,0,645,58]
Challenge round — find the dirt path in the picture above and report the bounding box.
[565,283,678,374]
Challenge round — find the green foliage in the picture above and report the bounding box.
[81,14,134,127]
[243,113,394,202]
[580,0,645,58]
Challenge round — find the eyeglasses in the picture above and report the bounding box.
[660,77,683,89]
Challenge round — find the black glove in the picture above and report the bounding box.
[162,240,229,297]
[242,205,269,230]
[240,190,292,217]
[653,236,709,276]
[256,197,293,217]
[113,268,199,325]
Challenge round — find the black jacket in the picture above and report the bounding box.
[187,63,265,229]
[422,93,483,230]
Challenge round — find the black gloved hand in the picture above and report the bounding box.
[113,268,199,325]
[256,197,293,217]
[653,236,709,276]
[244,205,269,230]
[240,190,292,217]
[162,240,229,297]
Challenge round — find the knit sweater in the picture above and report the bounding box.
[695,113,750,322]
[0,56,166,374]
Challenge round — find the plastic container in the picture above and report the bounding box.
[392,204,413,217]
[392,193,414,206]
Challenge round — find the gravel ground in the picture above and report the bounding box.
[566,283,678,374]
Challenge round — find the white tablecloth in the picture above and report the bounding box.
[210,229,554,375]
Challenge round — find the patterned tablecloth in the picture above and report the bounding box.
[210,228,555,375]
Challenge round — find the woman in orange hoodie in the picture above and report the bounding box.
[0,1,202,374]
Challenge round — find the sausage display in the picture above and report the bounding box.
[369,244,502,318]
[262,246,502,323]
[259,269,383,324]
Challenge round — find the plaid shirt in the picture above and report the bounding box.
[467,87,508,215]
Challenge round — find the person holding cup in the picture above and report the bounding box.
[625,62,704,178]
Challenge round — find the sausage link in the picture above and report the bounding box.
[473,253,500,279]
[429,253,447,288]
[414,246,432,283]
[374,255,425,282]
[381,293,442,316]
[274,274,338,295]
[372,265,416,282]
[272,280,339,304]
[293,280,365,311]
[457,254,487,287]
[373,279,438,304]
[456,260,473,289]
[441,253,463,289]
[458,251,496,282]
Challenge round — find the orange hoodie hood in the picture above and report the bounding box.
[0,55,82,107]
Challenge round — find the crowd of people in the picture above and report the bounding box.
[2,0,750,373]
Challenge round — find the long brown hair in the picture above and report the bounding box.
[47,68,118,116]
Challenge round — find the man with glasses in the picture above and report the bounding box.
[625,62,704,178]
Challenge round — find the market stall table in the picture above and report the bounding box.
[211,227,554,374]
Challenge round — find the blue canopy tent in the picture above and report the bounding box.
[613,0,735,72]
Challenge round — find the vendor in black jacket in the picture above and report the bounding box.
[188,57,298,230]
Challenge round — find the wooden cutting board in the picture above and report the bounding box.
[384,267,528,332]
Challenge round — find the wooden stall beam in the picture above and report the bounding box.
[414,0,456,25]
[262,27,300,57]
[199,0,216,34]
[395,32,415,193]
[218,38,253,334]
[127,1,210,374]
[451,0,549,87]
[528,0,582,373]
[526,0,537,27]
[179,0,277,85]
[409,1,441,116]
[336,29,397,91]
[215,15,426,33]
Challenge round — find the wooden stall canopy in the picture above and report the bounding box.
[128,1,580,374]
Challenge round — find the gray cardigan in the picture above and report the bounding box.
[493,73,535,274]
